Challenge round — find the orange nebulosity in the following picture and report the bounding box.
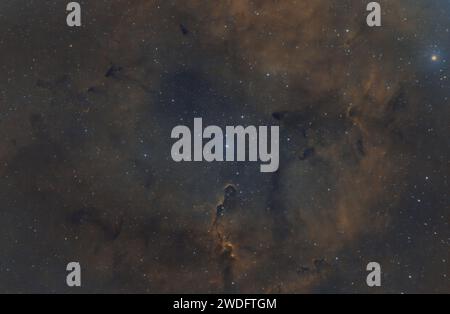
[0,0,448,293]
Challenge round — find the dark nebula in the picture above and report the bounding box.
[0,0,448,293]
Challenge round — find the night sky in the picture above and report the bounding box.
[0,0,448,293]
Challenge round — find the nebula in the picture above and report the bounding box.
[0,0,448,293]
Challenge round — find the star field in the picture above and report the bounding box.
[0,0,448,293]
